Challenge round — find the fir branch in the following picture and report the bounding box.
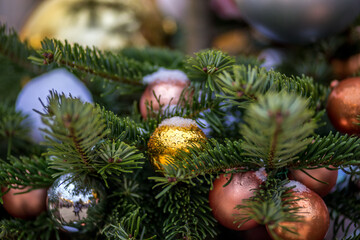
[0,24,44,74]
[236,178,304,240]
[241,92,316,169]
[40,92,109,177]
[99,106,149,146]
[215,65,329,110]
[29,38,156,87]
[120,47,185,69]
[94,140,144,187]
[103,207,156,240]
[185,49,235,90]
[293,132,360,168]
[0,213,60,240]
[158,184,216,240]
[0,155,56,190]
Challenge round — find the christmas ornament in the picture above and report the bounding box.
[212,30,251,56]
[208,169,267,231]
[147,117,206,171]
[20,0,167,50]
[210,0,242,20]
[267,181,330,240]
[47,173,107,233]
[15,69,93,143]
[326,77,360,135]
[235,0,360,43]
[288,167,338,197]
[140,69,190,119]
[258,48,286,70]
[1,186,47,220]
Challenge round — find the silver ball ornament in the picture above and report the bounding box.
[235,0,360,43]
[47,174,107,233]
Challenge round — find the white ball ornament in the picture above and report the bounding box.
[15,68,93,143]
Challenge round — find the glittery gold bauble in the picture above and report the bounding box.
[326,77,360,135]
[147,117,206,171]
[267,181,330,240]
[288,167,338,197]
[209,170,267,231]
[1,186,47,220]
[20,0,167,50]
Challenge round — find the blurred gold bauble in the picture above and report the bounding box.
[1,186,47,220]
[147,117,206,171]
[20,0,168,50]
[267,181,330,240]
[288,167,338,197]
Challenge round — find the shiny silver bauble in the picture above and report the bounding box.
[235,0,360,43]
[47,174,107,233]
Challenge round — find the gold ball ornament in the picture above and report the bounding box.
[326,77,360,136]
[267,181,330,240]
[20,0,167,50]
[208,169,267,231]
[140,69,190,119]
[147,117,206,171]
[1,186,47,220]
[288,167,338,197]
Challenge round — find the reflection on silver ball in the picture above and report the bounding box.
[47,174,107,233]
[235,0,360,43]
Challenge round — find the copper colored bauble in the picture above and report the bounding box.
[235,0,360,43]
[209,170,267,231]
[147,117,206,171]
[326,77,360,135]
[288,167,338,197]
[1,186,47,219]
[267,181,330,240]
[140,69,190,119]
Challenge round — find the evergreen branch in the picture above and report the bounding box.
[215,65,329,110]
[0,155,56,190]
[40,92,109,176]
[293,132,360,168]
[325,187,360,238]
[120,47,185,69]
[99,106,149,146]
[29,38,156,86]
[0,213,60,240]
[94,140,144,187]
[158,184,217,240]
[0,24,44,74]
[102,207,156,240]
[241,92,316,169]
[185,49,235,90]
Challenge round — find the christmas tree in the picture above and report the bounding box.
[0,1,360,239]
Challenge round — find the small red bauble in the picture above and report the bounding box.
[209,169,267,231]
[266,181,330,240]
[326,77,360,135]
[288,167,338,197]
[2,186,47,219]
[139,69,190,119]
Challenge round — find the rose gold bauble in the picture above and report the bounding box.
[267,182,330,240]
[326,77,360,135]
[139,80,190,119]
[209,171,266,231]
[288,167,338,197]
[1,186,47,219]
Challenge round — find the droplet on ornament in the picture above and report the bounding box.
[140,69,190,119]
[47,174,107,233]
[326,77,360,136]
[267,180,330,240]
[288,167,338,197]
[147,117,207,171]
[209,170,267,231]
[1,186,48,220]
[15,69,93,143]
